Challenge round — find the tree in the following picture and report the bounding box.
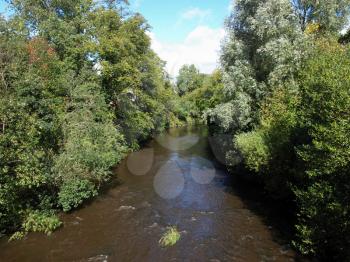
[184,69,224,116]
[294,39,350,259]
[1,0,182,236]
[207,0,305,134]
[291,0,350,32]
[54,70,127,211]
[176,64,203,96]
[209,2,350,259]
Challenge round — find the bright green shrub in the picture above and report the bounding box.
[22,210,62,235]
[9,210,62,240]
[58,179,97,212]
[235,130,270,172]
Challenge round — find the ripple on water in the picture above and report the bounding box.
[117,205,136,211]
[87,254,108,262]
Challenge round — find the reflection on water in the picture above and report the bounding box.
[0,126,306,262]
[126,148,154,176]
[153,160,185,199]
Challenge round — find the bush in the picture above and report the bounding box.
[159,227,181,247]
[22,210,62,235]
[235,130,269,172]
[58,179,97,212]
[9,210,62,241]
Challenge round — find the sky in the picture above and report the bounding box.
[0,1,7,14]
[128,0,232,76]
[0,0,232,76]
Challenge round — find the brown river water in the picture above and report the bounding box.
[0,126,307,262]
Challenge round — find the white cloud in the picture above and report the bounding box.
[176,7,211,27]
[181,7,211,21]
[148,26,226,77]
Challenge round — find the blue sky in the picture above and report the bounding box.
[129,0,230,42]
[128,0,232,75]
[0,1,7,14]
[129,0,232,76]
[0,0,232,76]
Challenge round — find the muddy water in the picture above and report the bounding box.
[0,126,305,262]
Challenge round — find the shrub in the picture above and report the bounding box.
[159,227,181,247]
[22,210,62,235]
[235,130,270,172]
[9,210,62,241]
[58,179,97,212]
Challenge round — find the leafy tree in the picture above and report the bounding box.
[185,69,224,116]
[92,7,176,147]
[1,0,181,236]
[54,70,127,211]
[208,1,350,260]
[207,0,305,134]
[294,39,350,259]
[176,64,203,96]
[291,0,350,32]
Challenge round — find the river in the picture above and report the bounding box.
[0,126,306,261]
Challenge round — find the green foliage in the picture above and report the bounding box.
[176,64,203,96]
[293,39,350,259]
[173,68,225,123]
[235,87,300,197]
[207,0,306,134]
[9,231,26,241]
[226,36,350,259]
[0,95,51,231]
[159,226,181,248]
[208,0,350,260]
[22,210,62,235]
[291,0,350,32]
[184,69,224,116]
[54,74,127,184]
[93,7,178,147]
[235,130,269,173]
[9,210,61,241]
[1,0,181,237]
[58,179,97,212]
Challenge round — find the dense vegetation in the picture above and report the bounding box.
[173,64,224,122]
[1,0,350,261]
[200,0,350,260]
[0,0,183,238]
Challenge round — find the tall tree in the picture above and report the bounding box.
[207,0,305,133]
[176,64,203,96]
[291,0,350,32]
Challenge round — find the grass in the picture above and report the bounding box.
[159,226,181,248]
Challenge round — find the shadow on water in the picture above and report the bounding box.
[207,143,310,262]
